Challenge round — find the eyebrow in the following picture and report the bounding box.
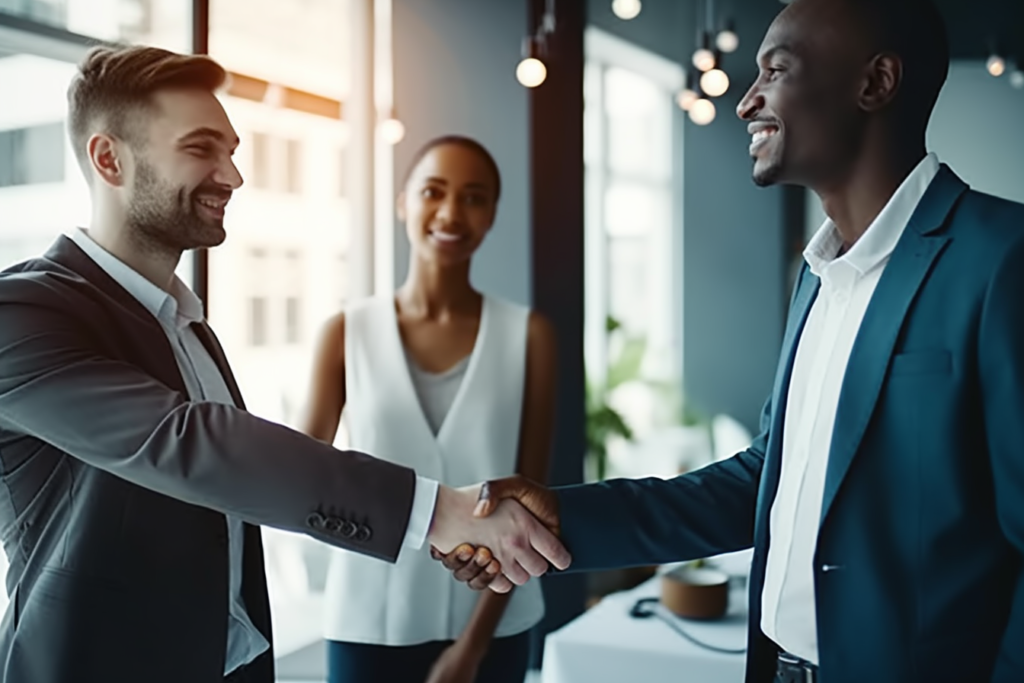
[759,45,796,63]
[178,127,240,147]
[423,177,489,191]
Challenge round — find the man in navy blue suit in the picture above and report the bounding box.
[437,0,1024,681]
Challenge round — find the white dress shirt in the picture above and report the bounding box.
[69,229,437,674]
[760,154,940,664]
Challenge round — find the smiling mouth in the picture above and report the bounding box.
[195,196,229,210]
[749,125,780,155]
[430,230,466,245]
[194,194,230,219]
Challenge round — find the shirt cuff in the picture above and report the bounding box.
[402,475,439,551]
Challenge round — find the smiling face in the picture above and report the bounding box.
[122,87,242,252]
[398,143,498,268]
[736,0,870,189]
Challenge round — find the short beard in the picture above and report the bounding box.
[126,157,226,256]
[752,158,784,188]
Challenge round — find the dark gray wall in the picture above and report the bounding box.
[806,60,1024,251]
[928,61,1024,203]
[392,0,531,305]
[589,0,789,430]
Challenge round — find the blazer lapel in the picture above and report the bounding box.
[819,166,967,527]
[191,321,247,410]
[754,264,820,546]
[45,236,188,394]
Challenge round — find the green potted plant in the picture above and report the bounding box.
[584,316,644,482]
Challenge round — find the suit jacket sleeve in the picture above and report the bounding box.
[555,395,770,572]
[0,277,415,563]
[978,229,1024,677]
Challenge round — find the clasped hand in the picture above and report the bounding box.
[427,476,562,593]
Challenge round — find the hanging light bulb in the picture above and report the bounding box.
[611,0,642,20]
[378,111,405,145]
[987,54,1006,77]
[516,37,548,88]
[700,68,729,97]
[716,20,739,53]
[1011,69,1024,89]
[677,87,699,111]
[516,57,547,88]
[692,31,715,72]
[689,98,716,125]
[676,71,699,111]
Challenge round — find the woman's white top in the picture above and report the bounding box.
[403,348,469,436]
[322,295,545,645]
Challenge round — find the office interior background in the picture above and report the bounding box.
[1,0,1022,680]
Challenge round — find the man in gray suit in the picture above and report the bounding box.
[0,45,568,683]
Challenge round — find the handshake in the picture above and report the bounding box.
[425,475,565,593]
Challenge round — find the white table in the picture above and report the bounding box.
[541,552,752,683]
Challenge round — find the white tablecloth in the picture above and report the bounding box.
[541,552,752,683]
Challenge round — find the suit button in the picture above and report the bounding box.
[340,520,357,538]
[355,525,372,542]
[324,517,342,533]
[306,512,326,530]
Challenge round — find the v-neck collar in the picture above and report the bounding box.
[386,296,490,445]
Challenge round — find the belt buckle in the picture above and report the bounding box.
[777,652,815,683]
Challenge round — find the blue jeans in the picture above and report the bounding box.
[327,632,531,683]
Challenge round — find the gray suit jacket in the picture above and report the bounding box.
[0,236,417,683]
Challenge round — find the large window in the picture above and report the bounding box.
[584,28,685,480]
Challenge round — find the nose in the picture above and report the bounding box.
[436,192,461,222]
[736,82,763,121]
[214,156,244,191]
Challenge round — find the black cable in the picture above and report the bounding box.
[629,597,747,655]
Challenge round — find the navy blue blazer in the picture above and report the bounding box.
[556,166,1024,683]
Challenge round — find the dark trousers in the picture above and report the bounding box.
[327,632,531,683]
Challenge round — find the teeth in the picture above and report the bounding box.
[197,197,226,209]
[432,232,462,242]
[752,128,778,144]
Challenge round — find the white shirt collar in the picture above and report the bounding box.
[804,153,941,278]
[69,228,204,328]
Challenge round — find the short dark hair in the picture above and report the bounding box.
[850,0,950,128]
[402,135,502,201]
[67,45,227,179]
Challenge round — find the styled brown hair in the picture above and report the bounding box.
[67,45,227,179]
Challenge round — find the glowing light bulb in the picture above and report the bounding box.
[611,0,641,20]
[688,98,716,126]
[676,88,699,111]
[716,29,739,53]
[379,117,405,145]
[1010,70,1024,89]
[700,68,730,97]
[987,55,1006,77]
[516,57,547,88]
[692,48,715,72]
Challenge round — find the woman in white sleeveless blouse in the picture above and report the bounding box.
[300,136,558,683]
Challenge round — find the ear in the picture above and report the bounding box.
[859,53,902,113]
[87,133,126,188]
[395,190,407,222]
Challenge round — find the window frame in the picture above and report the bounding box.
[583,27,686,391]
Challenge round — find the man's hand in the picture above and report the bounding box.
[434,476,563,591]
[429,544,502,591]
[427,483,570,593]
[476,475,560,534]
